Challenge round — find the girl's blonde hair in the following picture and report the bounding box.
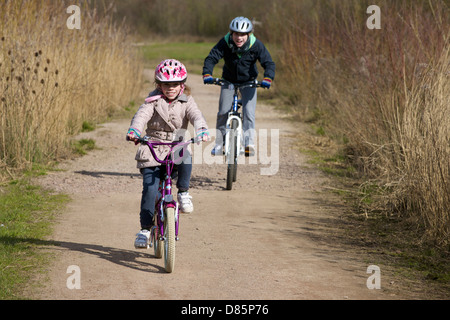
[183,85,191,96]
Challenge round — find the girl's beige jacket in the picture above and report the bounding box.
[128,93,208,168]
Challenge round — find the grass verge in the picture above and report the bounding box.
[140,41,224,76]
[0,172,69,299]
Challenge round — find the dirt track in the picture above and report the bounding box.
[31,71,406,300]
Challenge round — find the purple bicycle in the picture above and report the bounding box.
[136,136,199,273]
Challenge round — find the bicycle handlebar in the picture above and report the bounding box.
[207,78,262,89]
[132,136,200,165]
[136,136,198,145]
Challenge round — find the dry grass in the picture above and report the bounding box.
[0,0,143,179]
[397,45,449,245]
[271,0,449,247]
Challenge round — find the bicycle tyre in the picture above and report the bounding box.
[232,135,238,182]
[153,227,163,259]
[231,119,239,183]
[163,207,176,273]
[226,119,238,190]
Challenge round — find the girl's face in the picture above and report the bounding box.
[159,82,182,101]
[232,32,248,48]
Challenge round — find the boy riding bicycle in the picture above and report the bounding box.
[203,16,276,157]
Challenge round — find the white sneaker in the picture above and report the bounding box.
[177,192,193,213]
[211,144,224,156]
[134,229,150,249]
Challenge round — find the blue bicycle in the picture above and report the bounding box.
[208,79,262,190]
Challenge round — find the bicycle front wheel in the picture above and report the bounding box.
[163,207,176,273]
[226,119,239,190]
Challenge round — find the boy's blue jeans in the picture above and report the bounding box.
[139,153,192,229]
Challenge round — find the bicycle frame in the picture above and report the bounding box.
[224,111,242,160]
[207,78,262,190]
[137,136,195,243]
[211,78,260,158]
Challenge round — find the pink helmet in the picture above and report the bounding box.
[155,59,187,82]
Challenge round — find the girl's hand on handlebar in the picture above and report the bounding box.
[196,128,210,143]
[126,129,141,145]
[126,132,136,141]
[126,134,139,145]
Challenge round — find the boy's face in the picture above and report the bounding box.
[160,82,182,101]
[232,32,248,48]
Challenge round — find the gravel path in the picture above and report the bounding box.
[31,71,407,300]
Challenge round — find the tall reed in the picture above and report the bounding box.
[0,1,143,178]
[271,0,449,246]
[398,45,449,245]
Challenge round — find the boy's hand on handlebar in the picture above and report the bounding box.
[261,77,272,89]
[203,74,214,84]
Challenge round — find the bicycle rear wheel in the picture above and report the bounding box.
[226,119,239,190]
[163,207,176,273]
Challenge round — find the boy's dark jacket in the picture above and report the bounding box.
[203,33,275,84]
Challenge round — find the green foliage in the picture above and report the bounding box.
[71,138,97,156]
[81,121,96,132]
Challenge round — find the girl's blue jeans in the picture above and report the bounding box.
[139,152,192,229]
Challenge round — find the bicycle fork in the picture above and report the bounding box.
[224,114,242,159]
[149,180,180,247]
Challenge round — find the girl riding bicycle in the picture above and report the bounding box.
[203,16,276,157]
[127,59,209,249]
